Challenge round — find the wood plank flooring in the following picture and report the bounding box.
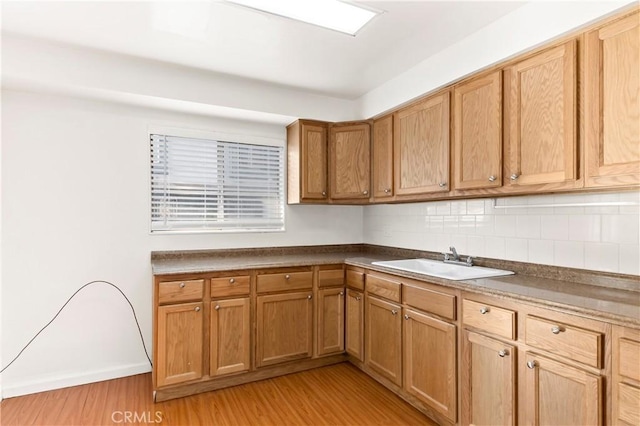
[0,363,436,425]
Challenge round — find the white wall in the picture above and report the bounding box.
[364,194,640,274]
[0,89,363,397]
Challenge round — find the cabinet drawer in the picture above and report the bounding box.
[318,268,344,288]
[346,269,364,291]
[403,285,456,321]
[158,279,204,304]
[366,273,401,303]
[618,383,640,425]
[619,338,640,382]
[257,271,313,294]
[462,299,516,340]
[211,275,250,298]
[525,315,602,368]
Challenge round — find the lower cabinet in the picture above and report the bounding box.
[365,295,402,386]
[256,291,314,367]
[462,330,516,426]
[524,353,602,425]
[403,308,457,422]
[210,297,250,377]
[156,302,204,387]
[345,289,364,361]
[317,287,345,356]
[612,326,640,425]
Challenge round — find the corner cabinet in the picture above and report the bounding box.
[329,123,371,201]
[504,40,579,190]
[287,120,328,203]
[584,11,640,188]
[394,90,451,197]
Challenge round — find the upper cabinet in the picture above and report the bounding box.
[372,115,394,200]
[329,122,371,201]
[585,11,640,188]
[504,40,579,189]
[453,71,503,191]
[394,91,451,197]
[287,120,328,204]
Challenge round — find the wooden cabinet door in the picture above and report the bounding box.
[156,302,203,387]
[301,122,328,200]
[329,123,370,200]
[504,40,577,188]
[403,308,457,422]
[524,353,602,426]
[316,287,345,356]
[365,295,402,386]
[612,326,640,425]
[210,298,250,377]
[394,91,450,196]
[585,12,640,187]
[256,291,313,367]
[372,115,394,199]
[454,71,503,190]
[346,289,364,361]
[462,331,516,426]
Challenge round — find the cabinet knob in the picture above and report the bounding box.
[551,325,562,334]
[438,182,447,188]
[356,296,361,301]
[214,305,220,311]
[195,306,201,312]
[384,188,391,194]
[229,278,235,284]
[363,190,369,195]
[498,349,509,358]
[404,314,410,320]
[527,360,537,369]
[307,295,313,300]
[480,307,490,314]
[391,309,398,315]
[322,191,327,197]
[488,175,497,182]
[179,282,185,288]
[285,274,291,280]
[510,173,519,181]
[339,291,344,296]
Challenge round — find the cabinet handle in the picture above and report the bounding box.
[498,349,509,357]
[229,278,235,284]
[307,295,313,300]
[391,309,398,315]
[404,314,410,320]
[285,274,291,280]
[510,173,519,181]
[384,188,391,194]
[488,175,496,182]
[438,182,447,188]
[356,296,361,301]
[527,360,537,369]
[195,306,201,312]
[214,305,220,311]
[322,191,327,197]
[551,325,562,334]
[363,190,369,195]
[480,307,490,314]
[179,282,185,288]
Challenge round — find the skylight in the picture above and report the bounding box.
[225,0,380,36]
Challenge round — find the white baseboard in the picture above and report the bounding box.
[1,362,151,399]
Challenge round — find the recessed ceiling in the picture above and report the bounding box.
[1,1,527,99]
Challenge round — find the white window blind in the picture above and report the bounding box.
[150,134,285,232]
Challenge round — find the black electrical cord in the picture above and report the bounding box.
[0,280,152,374]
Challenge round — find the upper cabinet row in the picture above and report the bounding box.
[287,10,639,205]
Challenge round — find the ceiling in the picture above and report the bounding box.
[1,1,527,99]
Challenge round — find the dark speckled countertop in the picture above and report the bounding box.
[152,244,640,327]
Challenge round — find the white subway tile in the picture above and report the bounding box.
[494,215,517,237]
[602,215,639,244]
[516,215,541,239]
[484,199,503,215]
[541,215,569,240]
[553,241,585,269]
[450,234,468,254]
[584,242,619,273]
[450,201,467,215]
[425,203,438,216]
[476,215,495,235]
[485,236,506,259]
[444,216,458,232]
[528,240,554,265]
[568,215,601,242]
[618,191,640,214]
[619,243,640,275]
[553,193,585,214]
[467,200,485,215]
[436,233,453,251]
[505,238,528,261]
[436,202,451,215]
[526,195,554,214]
[467,235,486,256]
[429,216,444,233]
[424,236,441,252]
[458,215,476,234]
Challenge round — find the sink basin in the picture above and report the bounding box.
[371,258,514,281]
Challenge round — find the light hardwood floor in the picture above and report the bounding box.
[0,363,436,425]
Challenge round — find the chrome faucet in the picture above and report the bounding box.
[443,246,474,267]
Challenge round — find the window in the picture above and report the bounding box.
[150,132,285,232]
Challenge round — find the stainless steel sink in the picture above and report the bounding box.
[371,258,514,281]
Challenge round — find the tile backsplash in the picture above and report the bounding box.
[363,191,640,275]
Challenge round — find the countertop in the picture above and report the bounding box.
[151,244,640,327]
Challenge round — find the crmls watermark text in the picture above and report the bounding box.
[111,411,163,424]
